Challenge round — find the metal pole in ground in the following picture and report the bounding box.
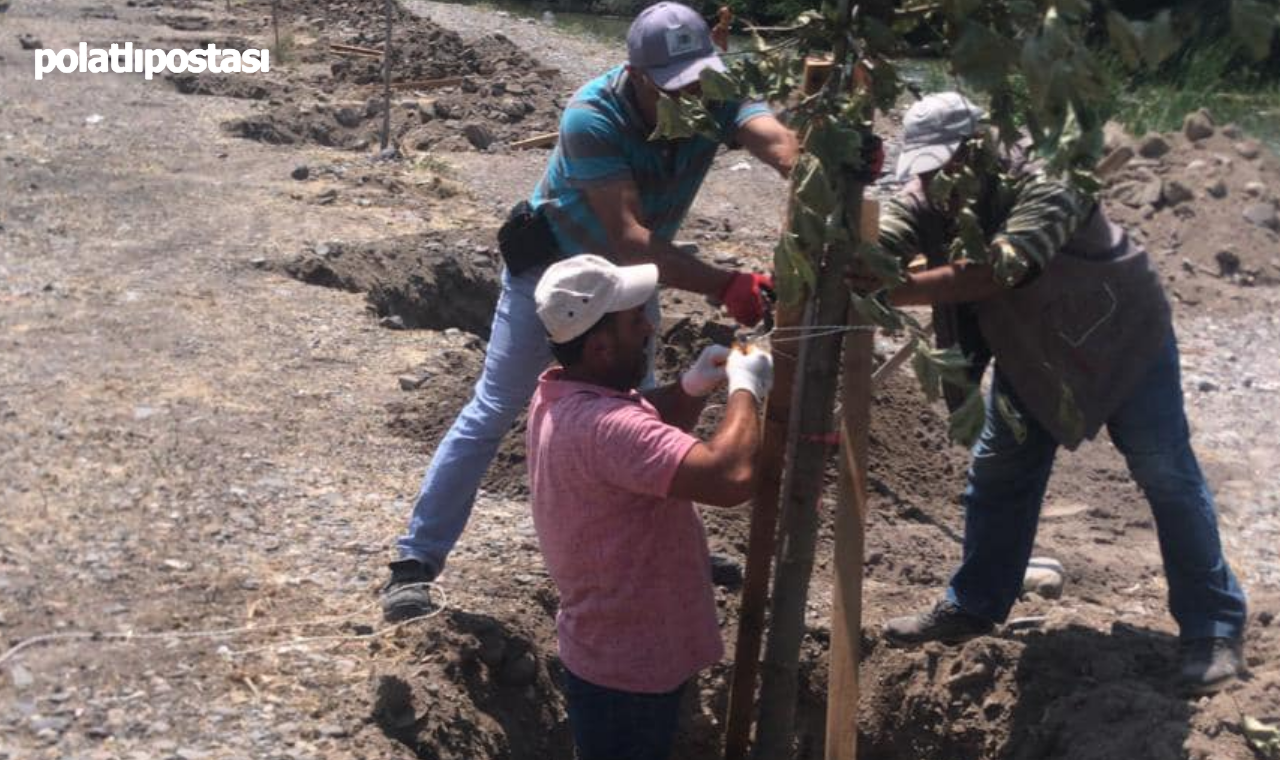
[381,0,392,152]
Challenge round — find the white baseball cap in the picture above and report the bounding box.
[894,92,984,181]
[535,255,659,344]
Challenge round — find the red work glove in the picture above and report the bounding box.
[719,272,774,327]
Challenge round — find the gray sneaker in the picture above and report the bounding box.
[883,599,994,645]
[1178,637,1243,694]
[381,559,438,622]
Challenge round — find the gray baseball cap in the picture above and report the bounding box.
[894,92,985,181]
[626,2,725,91]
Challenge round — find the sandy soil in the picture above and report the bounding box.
[1,1,1278,760]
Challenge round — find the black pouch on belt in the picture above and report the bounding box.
[497,200,560,276]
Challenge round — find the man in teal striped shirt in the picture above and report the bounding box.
[384,1,798,623]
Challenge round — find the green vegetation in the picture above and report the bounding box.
[1103,40,1280,144]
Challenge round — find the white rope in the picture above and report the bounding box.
[0,582,447,666]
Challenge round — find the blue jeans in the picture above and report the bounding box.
[396,267,660,572]
[947,335,1247,641]
[563,668,686,760]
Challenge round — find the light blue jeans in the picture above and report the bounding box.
[946,335,1247,641]
[397,266,658,573]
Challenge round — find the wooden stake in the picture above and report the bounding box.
[381,0,392,152]
[510,132,559,150]
[271,0,280,52]
[330,42,383,58]
[824,200,878,760]
[723,296,802,760]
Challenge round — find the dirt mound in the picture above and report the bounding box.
[178,0,566,152]
[366,607,574,760]
[1102,117,1280,316]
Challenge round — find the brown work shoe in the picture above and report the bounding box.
[883,599,994,646]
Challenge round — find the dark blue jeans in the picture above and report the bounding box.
[562,668,686,760]
[947,335,1247,641]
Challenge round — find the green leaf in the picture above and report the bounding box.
[773,233,816,306]
[851,292,904,331]
[948,386,987,447]
[1105,11,1143,69]
[911,341,942,402]
[699,67,741,102]
[805,116,862,172]
[1053,0,1091,21]
[649,93,720,142]
[1057,381,1086,443]
[995,392,1027,444]
[1231,0,1279,60]
[951,20,1018,91]
[857,242,906,287]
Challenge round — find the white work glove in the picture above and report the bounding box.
[726,345,773,403]
[680,344,731,397]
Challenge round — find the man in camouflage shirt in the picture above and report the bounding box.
[867,93,1247,694]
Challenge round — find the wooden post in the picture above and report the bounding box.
[380,0,393,152]
[824,201,878,760]
[271,0,280,52]
[723,297,802,760]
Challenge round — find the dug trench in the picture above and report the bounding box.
[2,0,1278,757]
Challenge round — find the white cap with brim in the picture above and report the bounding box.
[535,254,659,345]
[894,92,984,182]
[627,1,724,92]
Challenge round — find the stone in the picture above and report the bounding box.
[317,724,347,738]
[1185,159,1208,172]
[462,123,495,150]
[18,34,42,50]
[709,553,744,589]
[1162,180,1194,206]
[1245,181,1266,198]
[397,375,424,391]
[334,107,364,129]
[291,165,309,181]
[1022,556,1064,599]
[1235,140,1262,160]
[1205,179,1228,199]
[1244,203,1280,231]
[8,664,33,690]
[1215,249,1241,277]
[1222,123,1243,139]
[379,315,406,330]
[1136,134,1170,159]
[1182,110,1214,141]
[1198,379,1219,393]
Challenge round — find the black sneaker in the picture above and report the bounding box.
[883,599,994,645]
[381,558,438,622]
[1178,637,1243,694]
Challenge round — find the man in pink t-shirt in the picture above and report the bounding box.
[528,254,774,760]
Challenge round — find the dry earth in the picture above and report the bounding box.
[1,2,1279,760]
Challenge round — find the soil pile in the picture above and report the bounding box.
[172,0,566,152]
[1101,114,1280,315]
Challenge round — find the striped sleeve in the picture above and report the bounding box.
[558,103,632,187]
[877,195,924,264]
[991,175,1091,287]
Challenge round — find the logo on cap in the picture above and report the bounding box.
[665,26,700,57]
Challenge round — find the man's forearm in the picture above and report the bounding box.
[703,391,762,499]
[612,229,733,297]
[889,262,1006,306]
[643,381,706,432]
